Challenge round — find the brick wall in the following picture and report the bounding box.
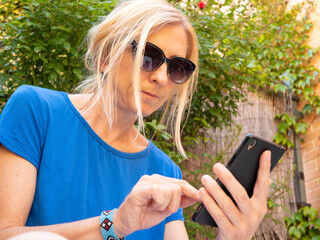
[299,1,320,211]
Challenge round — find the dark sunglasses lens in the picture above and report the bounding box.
[168,58,194,84]
[142,43,164,71]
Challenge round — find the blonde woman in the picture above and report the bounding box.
[0,0,272,239]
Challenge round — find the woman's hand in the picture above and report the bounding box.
[200,150,272,240]
[113,174,201,238]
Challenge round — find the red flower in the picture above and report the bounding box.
[198,2,206,9]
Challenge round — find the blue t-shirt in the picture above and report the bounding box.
[0,85,184,239]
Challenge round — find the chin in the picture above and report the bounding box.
[141,107,159,117]
[142,111,154,117]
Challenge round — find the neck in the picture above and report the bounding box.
[70,94,148,153]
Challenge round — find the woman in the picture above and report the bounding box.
[0,0,272,239]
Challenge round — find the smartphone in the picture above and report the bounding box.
[191,134,286,227]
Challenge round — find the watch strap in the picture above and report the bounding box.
[100,209,125,240]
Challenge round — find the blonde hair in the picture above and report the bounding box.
[77,0,199,158]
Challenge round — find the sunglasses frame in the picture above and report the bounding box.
[131,40,196,84]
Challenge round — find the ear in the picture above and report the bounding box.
[99,64,108,79]
[100,64,107,73]
[100,55,109,73]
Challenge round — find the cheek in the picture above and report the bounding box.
[164,84,178,100]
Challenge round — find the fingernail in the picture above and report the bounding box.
[264,150,271,161]
[213,163,225,174]
[201,175,211,184]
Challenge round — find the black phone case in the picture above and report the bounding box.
[191,134,286,227]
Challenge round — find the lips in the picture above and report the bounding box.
[142,91,159,98]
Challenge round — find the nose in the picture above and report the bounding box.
[149,62,169,85]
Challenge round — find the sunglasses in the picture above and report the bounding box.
[131,40,196,84]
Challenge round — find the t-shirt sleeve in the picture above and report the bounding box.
[165,165,185,223]
[0,85,47,169]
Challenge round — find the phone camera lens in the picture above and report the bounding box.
[247,140,256,150]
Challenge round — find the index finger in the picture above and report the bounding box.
[151,174,201,203]
[252,150,272,202]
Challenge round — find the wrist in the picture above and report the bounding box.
[100,209,125,240]
[112,209,127,239]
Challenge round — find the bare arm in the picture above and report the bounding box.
[164,220,188,240]
[0,145,103,240]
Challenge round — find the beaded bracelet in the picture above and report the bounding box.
[100,209,125,240]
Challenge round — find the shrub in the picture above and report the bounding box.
[0,0,116,110]
[284,206,320,240]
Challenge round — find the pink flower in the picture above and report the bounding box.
[198,2,206,9]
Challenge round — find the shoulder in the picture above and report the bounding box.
[1,85,67,128]
[5,85,65,112]
[0,86,64,167]
[10,85,62,102]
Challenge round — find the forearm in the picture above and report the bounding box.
[164,220,189,240]
[0,217,103,240]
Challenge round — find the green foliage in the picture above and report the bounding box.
[273,113,308,148]
[284,206,320,240]
[177,0,255,133]
[248,1,320,148]
[0,0,117,111]
[144,120,185,164]
[168,0,319,153]
[266,166,295,225]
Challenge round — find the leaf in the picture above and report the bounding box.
[305,207,319,220]
[63,42,71,51]
[302,104,312,114]
[247,61,256,68]
[284,216,293,226]
[294,229,302,239]
[39,56,48,64]
[275,83,287,93]
[34,46,42,53]
[52,63,64,74]
[44,11,52,19]
[302,236,311,240]
[51,26,71,32]
[70,47,78,57]
[258,34,265,43]
[311,233,320,240]
[161,132,172,141]
[73,69,83,79]
[295,122,308,134]
[289,226,296,236]
[278,121,288,134]
[312,217,320,228]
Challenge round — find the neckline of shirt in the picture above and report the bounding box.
[61,91,154,159]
